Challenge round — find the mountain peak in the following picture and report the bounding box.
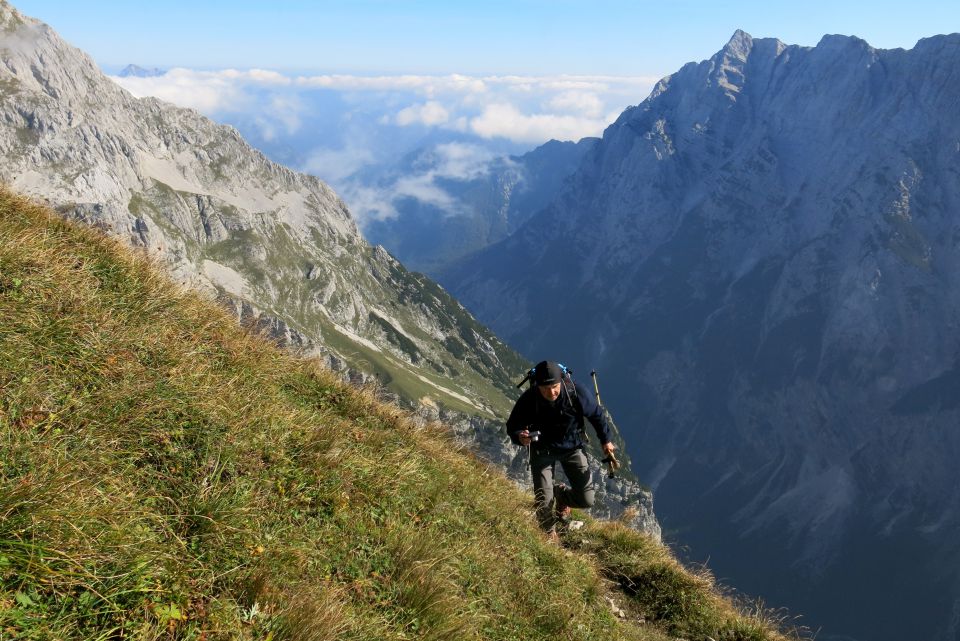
[119,64,165,78]
[719,29,791,62]
[722,29,755,59]
[815,32,875,52]
[0,0,40,42]
[0,0,115,103]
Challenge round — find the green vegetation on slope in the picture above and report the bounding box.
[0,187,802,640]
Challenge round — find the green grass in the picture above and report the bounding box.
[0,186,803,640]
[567,520,804,641]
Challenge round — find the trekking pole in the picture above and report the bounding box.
[590,370,602,407]
[591,370,621,478]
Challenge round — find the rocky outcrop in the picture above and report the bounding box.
[446,29,960,641]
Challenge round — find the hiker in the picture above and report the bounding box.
[507,361,616,535]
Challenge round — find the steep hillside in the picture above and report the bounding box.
[445,30,960,641]
[0,188,798,640]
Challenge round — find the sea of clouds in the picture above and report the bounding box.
[110,69,657,225]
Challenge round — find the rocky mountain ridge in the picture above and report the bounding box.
[0,0,659,536]
[445,29,960,641]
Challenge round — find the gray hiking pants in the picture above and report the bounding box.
[530,447,595,531]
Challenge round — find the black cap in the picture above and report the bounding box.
[534,361,564,386]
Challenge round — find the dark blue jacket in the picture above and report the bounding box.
[506,380,612,451]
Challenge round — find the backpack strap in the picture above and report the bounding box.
[561,376,589,444]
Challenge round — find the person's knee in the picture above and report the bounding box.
[566,451,595,508]
[580,487,595,509]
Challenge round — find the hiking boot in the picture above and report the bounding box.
[553,484,572,523]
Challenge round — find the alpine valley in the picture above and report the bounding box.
[0,1,659,538]
[361,137,598,275]
[444,29,960,641]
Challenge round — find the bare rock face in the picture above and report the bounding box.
[0,1,659,540]
[447,29,960,641]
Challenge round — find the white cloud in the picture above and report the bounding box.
[337,184,399,225]
[392,174,459,210]
[546,91,604,118]
[430,142,499,181]
[111,68,246,113]
[288,73,659,100]
[294,73,489,96]
[110,67,309,139]
[110,68,658,145]
[332,142,510,227]
[245,69,291,85]
[396,101,450,126]
[347,173,460,225]
[469,103,611,143]
[253,94,305,141]
[486,74,659,93]
[301,145,376,184]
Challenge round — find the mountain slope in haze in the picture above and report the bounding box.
[0,0,658,533]
[446,29,960,641]
[363,137,598,276]
[118,63,164,77]
[0,188,797,641]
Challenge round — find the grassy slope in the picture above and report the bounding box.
[0,187,801,640]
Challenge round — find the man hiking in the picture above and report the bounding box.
[507,361,616,537]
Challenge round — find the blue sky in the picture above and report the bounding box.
[14,0,960,76]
